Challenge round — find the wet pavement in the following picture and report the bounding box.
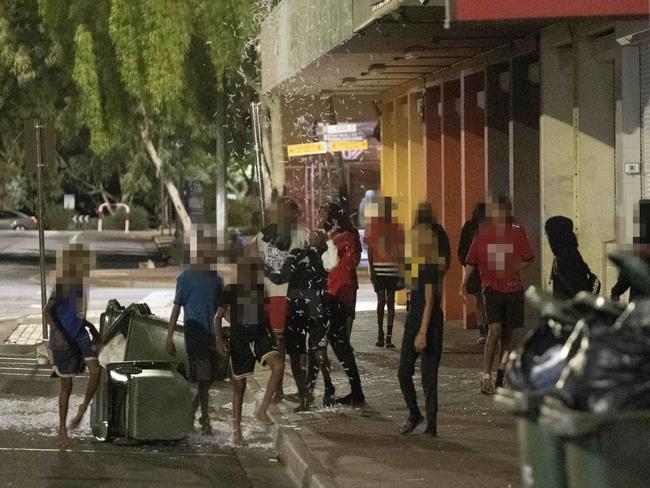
[0,354,293,488]
[256,308,523,488]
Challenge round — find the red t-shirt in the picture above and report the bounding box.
[364,218,405,265]
[465,222,534,293]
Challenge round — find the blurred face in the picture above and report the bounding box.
[57,248,94,282]
[236,259,262,286]
[487,200,507,224]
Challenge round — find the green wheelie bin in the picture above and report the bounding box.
[495,388,568,488]
[91,300,193,442]
[540,398,650,488]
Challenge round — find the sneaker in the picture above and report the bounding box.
[323,385,336,407]
[475,335,486,345]
[399,415,423,435]
[198,416,213,435]
[424,424,437,437]
[335,392,366,407]
[385,338,395,349]
[375,339,385,347]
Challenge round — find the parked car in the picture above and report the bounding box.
[0,210,38,230]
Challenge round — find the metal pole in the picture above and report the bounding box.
[215,72,227,247]
[251,102,266,227]
[34,120,48,340]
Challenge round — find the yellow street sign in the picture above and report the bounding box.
[287,142,327,158]
[329,139,368,152]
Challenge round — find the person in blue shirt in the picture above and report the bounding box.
[166,232,224,435]
[43,244,102,441]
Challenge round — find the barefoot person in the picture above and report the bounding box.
[248,197,308,402]
[166,231,224,435]
[461,196,535,394]
[214,256,284,444]
[43,244,102,440]
[398,203,450,436]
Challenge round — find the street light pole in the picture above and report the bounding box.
[34,119,48,340]
[215,72,227,247]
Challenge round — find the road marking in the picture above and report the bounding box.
[0,447,233,458]
[70,232,82,244]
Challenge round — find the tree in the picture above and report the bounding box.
[36,0,260,232]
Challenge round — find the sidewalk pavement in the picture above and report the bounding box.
[0,265,523,488]
[252,308,521,488]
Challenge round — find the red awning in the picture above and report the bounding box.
[449,0,648,22]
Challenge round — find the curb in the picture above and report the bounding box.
[247,377,337,488]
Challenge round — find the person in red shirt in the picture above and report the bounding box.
[364,196,405,348]
[460,196,535,394]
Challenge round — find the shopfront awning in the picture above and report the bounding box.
[261,0,548,96]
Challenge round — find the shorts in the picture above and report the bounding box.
[483,288,524,329]
[184,324,220,383]
[229,325,279,379]
[50,326,98,378]
[372,274,400,293]
[265,296,288,334]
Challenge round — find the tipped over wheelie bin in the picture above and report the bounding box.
[91,300,194,443]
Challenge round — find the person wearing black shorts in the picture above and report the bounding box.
[214,257,283,444]
[461,196,534,395]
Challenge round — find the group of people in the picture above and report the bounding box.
[43,190,649,444]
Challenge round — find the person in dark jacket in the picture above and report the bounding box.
[282,234,337,411]
[308,202,365,407]
[459,203,487,344]
[545,216,593,300]
[398,202,450,437]
[611,199,650,302]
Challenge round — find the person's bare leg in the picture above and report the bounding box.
[498,326,513,370]
[58,377,73,439]
[257,354,283,423]
[272,332,286,402]
[482,323,502,394]
[197,380,212,434]
[68,359,101,430]
[232,377,246,444]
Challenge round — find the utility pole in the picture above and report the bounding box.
[215,71,227,248]
[25,119,52,340]
[324,96,350,216]
[251,101,267,227]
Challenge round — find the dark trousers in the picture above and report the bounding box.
[307,294,363,396]
[398,317,443,429]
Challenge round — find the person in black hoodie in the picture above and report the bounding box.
[282,232,337,411]
[458,203,487,344]
[544,216,592,300]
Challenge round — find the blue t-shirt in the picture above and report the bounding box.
[52,283,87,343]
[174,269,224,330]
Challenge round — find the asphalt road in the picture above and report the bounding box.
[0,230,160,268]
[0,264,176,321]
